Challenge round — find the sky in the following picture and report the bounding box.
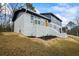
[32,3,79,26]
[0,3,79,26]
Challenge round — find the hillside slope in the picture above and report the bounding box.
[0,32,79,56]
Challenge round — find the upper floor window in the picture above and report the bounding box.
[51,16,61,26]
[49,23,52,27]
[31,15,34,23]
[34,20,41,25]
[53,25,56,29]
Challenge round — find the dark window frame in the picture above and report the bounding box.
[31,15,34,23]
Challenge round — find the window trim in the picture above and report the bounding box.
[31,15,34,23]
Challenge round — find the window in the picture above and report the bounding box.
[31,15,34,23]
[49,23,52,27]
[59,28,61,33]
[54,25,56,29]
[19,29,21,33]
[34,20,41,25]
[40,21,43,25]
[35,20,38,24]
[38,21,40,24]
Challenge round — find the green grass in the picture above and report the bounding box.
[0,32,79,56]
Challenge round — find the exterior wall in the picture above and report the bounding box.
[41,14,62,26]
[14,12,25,34]
[41,14,51,19]
[51,16,61,26]
[41,14,62,33]
[49,22,61,32]
[23,13,35,36]
[14,12,62,37]
[23,13,50,37]
[51,16,62,33]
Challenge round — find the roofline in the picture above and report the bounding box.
[26,10,51,22]
[40,13,62,22]
[12,8,26,22]
[12,8,51,22]
[66,21,77,26]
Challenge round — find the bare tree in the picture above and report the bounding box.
[26,3,36,12]
[75,16,79,36]
[0,3,36,32]
[0,3,4,31]
[76,16,79,25]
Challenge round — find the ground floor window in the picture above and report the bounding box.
[34,20,41,25]
[38,21,40,24]
[19,29,21,33]
[35,20,38,24]
[59,28,61,33]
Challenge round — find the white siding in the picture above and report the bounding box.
[23,13,35,36]
[14,12,63,37]
[51,16,61,26]
[14,12,25,34]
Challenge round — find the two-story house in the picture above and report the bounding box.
[12,8,65,37]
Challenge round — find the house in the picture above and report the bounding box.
[66,21,77,30]
[67,26,79,36]
[12,8,66,37]
[62,21,79,36]
[62,21,77,33]
[66,21,79,36]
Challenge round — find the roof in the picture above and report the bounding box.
[12,8,26,22]
[66,21,76,26]
[40,13,62,22]
[12,8,51,22]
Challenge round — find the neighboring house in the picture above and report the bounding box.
[68,26,79,36]
[12,8,66,37]
[66,21,77,30]
[63,21,79,36]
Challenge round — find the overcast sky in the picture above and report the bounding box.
[32,3,79,26]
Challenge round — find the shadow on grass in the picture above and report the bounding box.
[39,36,57,40]
[0,32,3,35]
[27,36,57,40]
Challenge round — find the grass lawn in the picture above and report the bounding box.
[0,32,79,56]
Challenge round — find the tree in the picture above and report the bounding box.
[26,3,36,12]
[0,3,3,31]
[75,16,79,36]
[76,16,79,26]
[0,3,1,8]
[0,3,36,32]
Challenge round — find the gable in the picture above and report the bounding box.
[12,8,51,22]
[12,8,26,22]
